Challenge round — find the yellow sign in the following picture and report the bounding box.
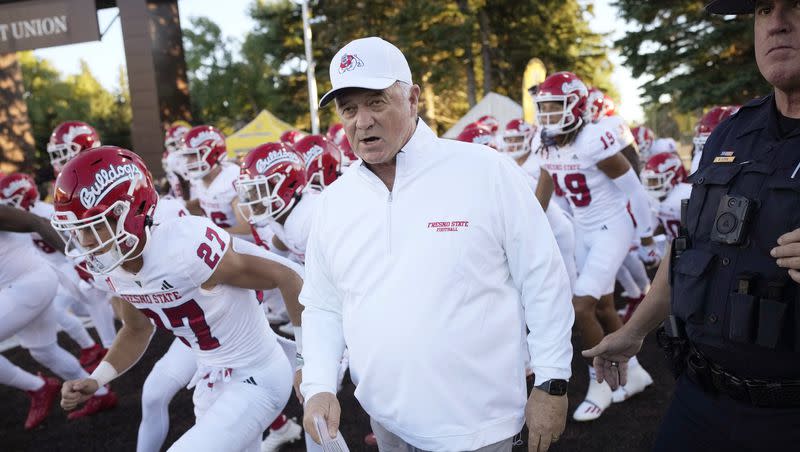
[522,58,547,124]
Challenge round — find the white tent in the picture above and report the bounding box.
[443,92,524,138]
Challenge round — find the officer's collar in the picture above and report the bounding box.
[735,94,771,139]
[735,93,800,140]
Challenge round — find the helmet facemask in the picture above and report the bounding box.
[536,95,583,136]
[52,200,146,275]
[48,142,82,172]
[177,144,216,179]
[693,134,709,155]
[236,173,295,225]
[501,133,531,159]
[640,169,675,201]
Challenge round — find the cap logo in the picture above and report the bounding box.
[255,150,301,173]
[2,179,31,198]
[303,144,324,168]
[339,54,364,74]
[63,125,94,144]
[79,163,143,208]
[188,130,222,148]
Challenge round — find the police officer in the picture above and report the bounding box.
[583,1,800,450]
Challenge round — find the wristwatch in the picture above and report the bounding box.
[535,379,568,396]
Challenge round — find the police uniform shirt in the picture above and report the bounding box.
[679,93,800,379]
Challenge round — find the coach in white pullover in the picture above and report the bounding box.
[301,37,574,452]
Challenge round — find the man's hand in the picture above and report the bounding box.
[526,388,567,452]
[303,392,341,444]
[772,228,800,283]
[293,369,304,404]
[61,379,99,411]
[581,327,644,389]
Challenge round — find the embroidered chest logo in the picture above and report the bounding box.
[427,220,470,233]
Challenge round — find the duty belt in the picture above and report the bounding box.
[686,345,800,408]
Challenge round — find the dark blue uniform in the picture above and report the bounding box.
[655,94,800,452]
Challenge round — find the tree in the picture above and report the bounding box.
[18,52,133,180]
[613,1,770,113]
[237,0,614,135]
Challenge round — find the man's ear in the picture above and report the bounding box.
[409,84,421,114]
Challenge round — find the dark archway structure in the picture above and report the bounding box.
[0,0,191,177]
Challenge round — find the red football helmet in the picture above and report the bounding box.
[632,126,655,155]
[280,130,307,146]
[533,72,589,136]
[47,121,101,172]
[586,88,606,123]
[237,142,307,223]
[641,152,688,199]
[327,123,358,164]
[50,146,158,274]
[164,124,190,154]
[177,125,227,179]
[0,173,39,211]
[456,126,497,149]
[294,135,343,191]
[476,115,500,133]
[501,119,534,158]
[694,105,740,153]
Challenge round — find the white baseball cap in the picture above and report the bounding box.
[319,37,413,108]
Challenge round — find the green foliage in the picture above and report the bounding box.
[613,0,770,114]
[18,52,132,180]
[185,0,615,134]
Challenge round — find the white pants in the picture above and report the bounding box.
[137,339,198,452]
[573,212,635,299]
[546,201,577,291]
[167,349,293,452]
[1,268,59,347]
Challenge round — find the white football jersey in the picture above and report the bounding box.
[657,183,692,239]
[104,216,278,369]
[154,196,189,223]
[0,231,47,286]
[190,163,241,230]
[532,116,634,231]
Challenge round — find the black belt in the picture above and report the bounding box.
[686,345,800,408]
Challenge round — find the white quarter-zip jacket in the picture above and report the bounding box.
[300,120,574,451]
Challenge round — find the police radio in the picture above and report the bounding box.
[710,195,753,246]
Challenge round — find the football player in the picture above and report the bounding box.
[177,125,252,240]
[498,119,577,290]
[54,146,304,452]
[0,173,107,371]
[0,205,117,427]
[532,72,656,421]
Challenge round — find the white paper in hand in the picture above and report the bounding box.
[313,415,350,452]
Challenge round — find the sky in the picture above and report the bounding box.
[32,0,646,123]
